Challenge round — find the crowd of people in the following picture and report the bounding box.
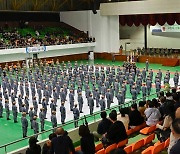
[25,86,180,154]
[0,59,179,139]
[137,47,180,57]
[0,27,95,49]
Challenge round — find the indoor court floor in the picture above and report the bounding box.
[0,59,179,153]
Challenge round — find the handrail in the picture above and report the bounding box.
[0,87,176,153]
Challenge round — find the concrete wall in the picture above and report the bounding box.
[60,10,120,53]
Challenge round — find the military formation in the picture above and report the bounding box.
[0,59,179,138]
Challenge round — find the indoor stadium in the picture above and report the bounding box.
[0,0,180,154]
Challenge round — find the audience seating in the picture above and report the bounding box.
[105,143,117,154]
[124,145,133,154]
[141,138,169,154]
[143,133,155,145]
[126,122,147,136]
[117,138,128,148]
[95,142,104,152]
[140,125,156,135]
[132,139,144,151]
[96,148,105,154]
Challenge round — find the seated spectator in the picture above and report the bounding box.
[50,127,75,154]
[42,133,57,154]
[156,104,175,142]
[159,91,164,100]
[102,111,127,147]
[168,107,180,153]
[169,118,180,154]
[93,111,112,140]
[138,101,146,117]
[117,108,129,130]
[78,125,95,154]
[26,136,41,154]
[152,98,161,108]
[166,92,173,101]
[145,101,161,126]
[129,104,144,128]
[173,94,180,110]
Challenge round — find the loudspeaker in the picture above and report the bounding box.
[92,0,100,14]
[33,53,38,59]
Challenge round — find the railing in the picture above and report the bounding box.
[0,89,169,153]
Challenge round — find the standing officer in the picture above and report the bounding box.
[39,108,45,131]
[95,88,100,107]
[131,86,137,102]
[42,98,47,119]
[88,94,94,115]
[5,100,10,120]
[37,85,42,104]
[0,97,3,118]
[21,112,28,138]
[78,92,83,113]
[142,83,147,101]
[24,96,29,114]
[29,107,35,129]
[12,102,18,123]
[32,96,38,115]
[32,116,39,137]
[60,102,66,124]
[73,104,80,128]
[99,95,106,111]
[146,59,149,71]
[146,78,152,96]
[51,111,57,132]
[106,89,112,109]
[69,90,74,111]
[117,91,123,106]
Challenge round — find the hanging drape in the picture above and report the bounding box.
[119,13,180,26]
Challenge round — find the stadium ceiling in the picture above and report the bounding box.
[0,0,111,12]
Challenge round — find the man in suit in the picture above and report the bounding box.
[50,127,75,154]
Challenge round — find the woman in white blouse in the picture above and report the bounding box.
[117,108,129,130]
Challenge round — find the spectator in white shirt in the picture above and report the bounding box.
[117,108,129,130]
[145,101,161,126]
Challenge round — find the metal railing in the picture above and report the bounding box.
[0,89,170,153]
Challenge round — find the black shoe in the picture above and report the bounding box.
[23,136,27,138]
[71,109,73,111]
[14,121,18,123]
[41,129,45,132]
[45,117,47,119]
[80,111,83,113]
[31,127,33,129]
[0,116,3,118]
[96,106,99,107]
[7,118,11,120]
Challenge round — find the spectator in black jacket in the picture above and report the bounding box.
[93,111,112,141]
[102,111,127,147]
[26,137,41,154]
[129,104,144,128]
[42,133,57,154]
[77,125,95,154]
[50,127,75,154]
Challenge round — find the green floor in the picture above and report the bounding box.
[0,59,179,153]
